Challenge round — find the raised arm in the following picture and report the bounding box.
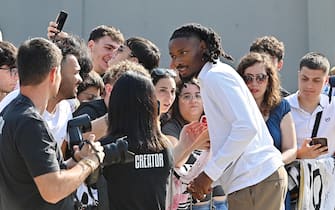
[172,122,209,167]
[47,21,68,40]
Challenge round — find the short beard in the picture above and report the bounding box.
[179,72,197,84]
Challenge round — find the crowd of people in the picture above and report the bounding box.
[0,17,334,210]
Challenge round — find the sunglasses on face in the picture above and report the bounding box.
[243,73,268,84]
[151,68,177,78]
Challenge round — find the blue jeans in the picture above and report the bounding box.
[188,200,228,210]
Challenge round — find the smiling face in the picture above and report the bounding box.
[169,37,206,81]
[88,36,121,75]
[298,66,328,101]
[58,54,82,100]
[154,77,176,114]
[244,62,269,103]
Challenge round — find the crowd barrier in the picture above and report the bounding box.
[287,157,335,210]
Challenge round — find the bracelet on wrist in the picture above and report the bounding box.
[80,158,97,173]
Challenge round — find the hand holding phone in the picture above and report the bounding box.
[310,137,328,147]
[48,11,68,40]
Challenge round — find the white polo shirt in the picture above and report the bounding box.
[199,61,283,194]
[286,92,335,158]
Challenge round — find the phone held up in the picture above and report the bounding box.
[55,10,68,32]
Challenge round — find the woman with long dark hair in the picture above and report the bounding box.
[101,70,172,210]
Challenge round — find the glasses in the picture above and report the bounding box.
[243,73,268,84]
[179,93,201,101]
[151,68,177,78]
[0,66,18,77]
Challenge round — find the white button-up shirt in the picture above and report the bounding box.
[199,61,283,194]
[286,92,335,158]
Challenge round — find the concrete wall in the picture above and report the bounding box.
[1,0,334,92]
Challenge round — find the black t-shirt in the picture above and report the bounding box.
[73,99,107,120]
[161,118,183,140]
[101,136,173,210]
[0,94,73,210]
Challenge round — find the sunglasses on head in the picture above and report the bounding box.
[243,73,268,84]
[151,68,177,78]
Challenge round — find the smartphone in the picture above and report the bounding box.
[55,10,68,31]
[310,137,328,147]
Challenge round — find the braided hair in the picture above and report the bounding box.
[169,23,234,64]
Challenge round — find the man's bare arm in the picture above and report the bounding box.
[34,137,104,203]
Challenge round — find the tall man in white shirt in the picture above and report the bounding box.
[168,23,287,210]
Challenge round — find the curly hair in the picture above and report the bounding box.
[237,52,281,116]
[103,60,149,86]
[249,36,285,61]
[169,23,233,64]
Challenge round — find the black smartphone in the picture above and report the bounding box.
[310,137,328,147]
[55,10,68,31]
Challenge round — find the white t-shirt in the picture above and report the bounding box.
[43,100,72,146]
